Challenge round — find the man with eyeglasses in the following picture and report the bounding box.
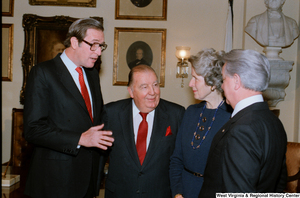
[24,18,114,198]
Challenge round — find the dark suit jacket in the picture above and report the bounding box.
[24,54,106,198]
[199,102,287,198]
[104,98,185,198]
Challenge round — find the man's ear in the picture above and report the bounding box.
[233,74,242,90]
[70,37,79,49]
[127,86,134,98]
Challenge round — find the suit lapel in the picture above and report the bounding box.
[119,101,141,168]
[85,68,100,123]
[54,57,91,120]
[209,120,232,153]
[142,101,168,166]
[209,108,241,153]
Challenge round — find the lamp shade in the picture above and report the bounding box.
[175,46,191,59]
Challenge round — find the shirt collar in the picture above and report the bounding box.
[231,94,264,117]
[60,50,78,71]
[132,99,155,117]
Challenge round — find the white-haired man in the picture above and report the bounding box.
[199,49,287,197]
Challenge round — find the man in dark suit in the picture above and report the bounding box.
[199,49,287,197]
[23,18,114,198]
[104,65,185,198]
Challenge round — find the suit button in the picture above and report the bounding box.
[138,172,142,176]
[136,190,140,194]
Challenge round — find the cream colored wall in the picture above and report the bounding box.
[2,0,299,162]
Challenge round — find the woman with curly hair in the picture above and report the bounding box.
[170,48,232,198]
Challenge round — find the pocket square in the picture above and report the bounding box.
[165,126,172,136]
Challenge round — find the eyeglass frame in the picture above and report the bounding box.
[82,39,107,52]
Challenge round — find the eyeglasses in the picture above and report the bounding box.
[82,39,107,52]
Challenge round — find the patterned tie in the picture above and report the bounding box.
[136,112,148,165]
[76,67,93,122]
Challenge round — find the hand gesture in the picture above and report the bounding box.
[78,124,114,150]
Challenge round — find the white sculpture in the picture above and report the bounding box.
[245,0,297,106]
[245,0,299,48]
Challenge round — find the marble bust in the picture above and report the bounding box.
[245,0,299,47]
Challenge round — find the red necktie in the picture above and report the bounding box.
[76,67,93,122]
[136,112,148,165]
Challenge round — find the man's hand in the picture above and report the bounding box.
[78,124,114,150]
[174,194,184,198]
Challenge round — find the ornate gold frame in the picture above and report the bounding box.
[2,0,14,16]
[115,0,167,20]
[20,14,103,104]
[29,0,96,7]
[113,27,166,87]
[2,24,13,81]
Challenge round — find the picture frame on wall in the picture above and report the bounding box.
[2,24,13,81]
[29,0,96,7]
[115,0,167,20]
[2,0,14,16]
[20,14,103,104]
[113,27,166,86]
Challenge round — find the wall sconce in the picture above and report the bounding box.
[175,46,191,87]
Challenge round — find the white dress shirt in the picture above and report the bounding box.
[132,100,155,150]
[231,94,264,118]
[60,51,93,116]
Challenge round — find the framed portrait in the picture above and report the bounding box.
[113,27,166,87]
[115,0,167,20]
[2,24,13,81]
[2,0,14,16]
[20,14,103,104]
[29,0,96,7]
